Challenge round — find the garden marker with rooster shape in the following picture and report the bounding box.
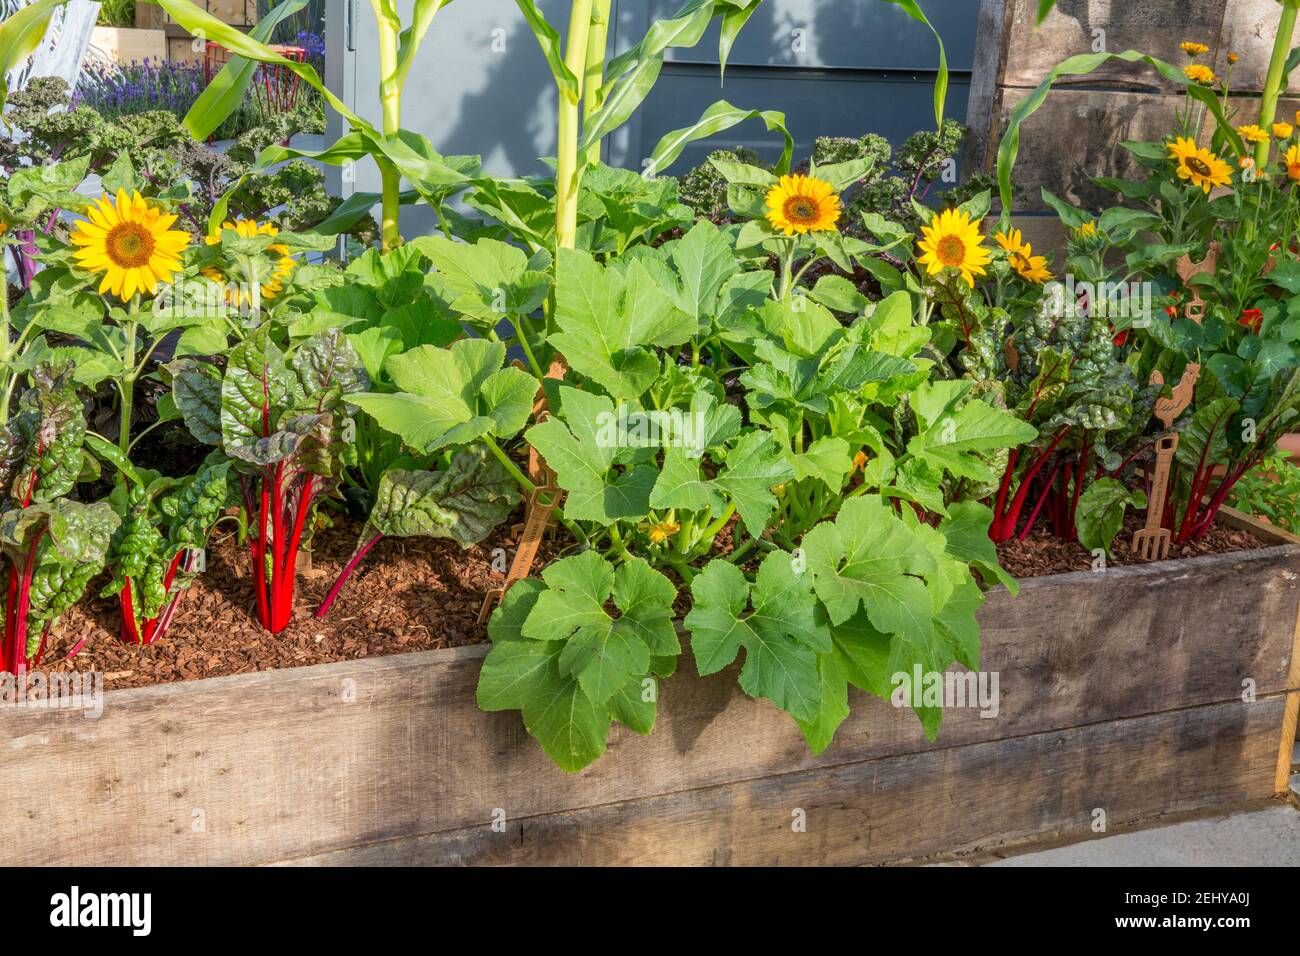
[1132,364,1201,560]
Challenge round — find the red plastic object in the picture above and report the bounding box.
[203,42,307,142]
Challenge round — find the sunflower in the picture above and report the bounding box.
[1075,220,1098,239]
[1286,145,1300,181]
[1168,137,1233,193]
[994,227,1029,256]
[764,174,841,236]
[203,218,296,306]
[1237,124,1269,144]
[1184,64,1218,84]
[917,208,991,288]
[69,190,191,300]
[1010,245,1053,284]
[1274,122,1294,140]
[1180,41,1209,56]
[1228,52,1239,64]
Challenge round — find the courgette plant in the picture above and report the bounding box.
[470,216,1032,770]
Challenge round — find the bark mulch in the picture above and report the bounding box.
[36,507,1267,691]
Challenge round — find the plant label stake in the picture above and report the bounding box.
[1174,244,1218,324]
[1132,364,1200,560]
[478,354,569,624]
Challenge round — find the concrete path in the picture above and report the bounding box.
[977,746,1300,866]
[985,805,1299,866]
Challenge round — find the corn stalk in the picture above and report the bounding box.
[1258,0,1300,167]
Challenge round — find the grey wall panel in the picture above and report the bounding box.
[621,0,977,70]
[607,67,972,174]
[326,0,976,238]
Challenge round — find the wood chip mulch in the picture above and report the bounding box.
[39,506,560,691]
[995,510,1264,579]
[29,505,1269,692]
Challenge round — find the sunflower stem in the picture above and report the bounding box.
[118,298,140,459]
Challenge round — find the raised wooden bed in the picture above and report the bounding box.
[1,509,1297,866]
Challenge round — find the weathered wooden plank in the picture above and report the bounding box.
[2,539,1296,865]
[991,87,1185,211]
[279,697,1290,866]
[1216,0,1300,93]
[964,0,1013,174]
[999,0,1229,91]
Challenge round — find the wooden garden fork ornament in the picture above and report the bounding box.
[1174,243,1218,324]
[1131,364,1200,561]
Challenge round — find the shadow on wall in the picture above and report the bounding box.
[378,0,975,233]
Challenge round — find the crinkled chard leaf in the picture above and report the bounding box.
[220,330,296,456]
[290,326,370,413]
[369,446,518,546]
[167,358,223,446]
[0,366,87,504]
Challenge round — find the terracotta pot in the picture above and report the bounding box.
[1278,433,1300,465]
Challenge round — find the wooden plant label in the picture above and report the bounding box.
[478,353,569,624]
[1132,364,1201,561]
[1132,434,1178,561]
[1174,244,1218,324]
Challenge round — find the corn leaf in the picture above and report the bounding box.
[0,0,65,108]
[642,99,793,177]
[880,0,948,130]
[514,0,580,100]
[180,0,311,140]
[996,50,1248,218]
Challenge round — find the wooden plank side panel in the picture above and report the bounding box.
[1000,0,1229,90]
[282,697,1289,866]
[993,88,1185,212]
[3,545,1297,866]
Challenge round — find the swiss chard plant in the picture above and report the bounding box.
[170,328,367,633]
[0,367,118,673]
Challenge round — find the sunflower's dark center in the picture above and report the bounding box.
[106,222,155,269]
[1185,156,1213,177]
[783,196,819,224]
[936,234,967,267]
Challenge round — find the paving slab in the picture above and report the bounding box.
[985,806,1300,867]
